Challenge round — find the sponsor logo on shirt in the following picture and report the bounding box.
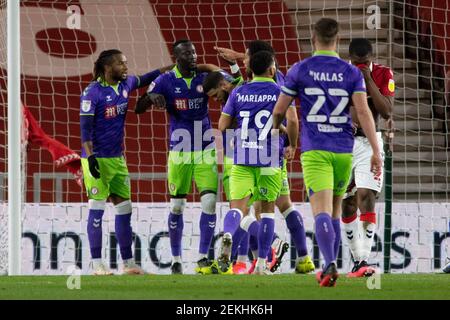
[317,124,343,133]
[105,102,127,119]
[105,106,117,118]
[241,141,263,149]
[174,98,188,110]
[81,100,91,112]
[188,98,204,109]
[174,98,204,110]
[309,70,344,82]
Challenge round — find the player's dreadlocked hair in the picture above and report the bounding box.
[93,49,122,80]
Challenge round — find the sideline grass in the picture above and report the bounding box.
[0,274,448,300]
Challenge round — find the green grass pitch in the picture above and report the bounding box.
[0,274,449,300]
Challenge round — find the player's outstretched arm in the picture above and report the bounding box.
[214,46,245,62]
[197,64,221,73]
[136,64,175,89]
[158,64,176,74]
[352,92,383,174]
[273,93,294,129]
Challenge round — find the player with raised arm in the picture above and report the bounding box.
[215,50,283,275]
[215,41,314,275]
[272,18,382,287]
[135,40,218,275]
[80,49,173,275]
[342,38,395,277]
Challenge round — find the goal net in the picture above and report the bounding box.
[0,0,448,275]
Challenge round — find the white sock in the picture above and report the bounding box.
[271,237,282,250]
[342,214,361,262]
[256,258,266,269]
[173,256,182,263]
[237,255,247,263]
[360,222,376,262]
[92,258,103,268]
[251,250,258,260]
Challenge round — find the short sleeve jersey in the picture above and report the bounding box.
[368,63,395,123]
[147,66,212,151]
[80,76,139,158]
[222,77,282,167]
[282,50,366,153]
[370,62,395,98]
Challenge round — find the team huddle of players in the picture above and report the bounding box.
[79,18,394,287]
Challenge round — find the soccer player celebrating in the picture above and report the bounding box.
[80,49,173,275]
[215,50,283,275]
[215,41,314,275]
[342,38,395,277]
[203,71,253,274]
[273,18,382,287]
[135,40,218,275]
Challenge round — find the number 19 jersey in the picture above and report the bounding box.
[282,50,366,153]
[222,77,281,167]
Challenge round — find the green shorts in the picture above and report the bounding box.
[229,165,281,202]
[222,156,233,201]
[81,157,131,200]
[168,149,218,196]
[301,150,352,197]
[280,159,290,196]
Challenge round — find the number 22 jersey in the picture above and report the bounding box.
[281,50,366,154]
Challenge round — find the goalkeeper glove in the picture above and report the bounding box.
[87,154,100,179]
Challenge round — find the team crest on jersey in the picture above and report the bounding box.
[388,79,395,92]
[81,100,91,112]
[123,90,128,98]
[91,187,98,195]
[196,85,203,93]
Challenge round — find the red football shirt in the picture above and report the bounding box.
[370,62,395,97]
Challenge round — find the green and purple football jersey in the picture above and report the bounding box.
[222,77,282,167]
[282,50,366,153]
[147,66,213,152]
